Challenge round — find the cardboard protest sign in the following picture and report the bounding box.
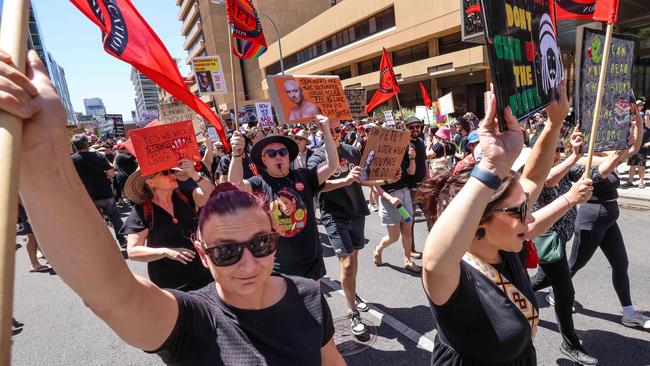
[438,92,455,116]
[344,89,367,118]
[359,127,411,181]
[207,126,219,141]
[106,114,125,138]
[128,120,201,177]
[191,56,228,95]
[383,110,395,126]
[158,101,206,142]
[255,102,275,128]
[576,28,635,152]
[268,75,352,124]
[480,0,563,128]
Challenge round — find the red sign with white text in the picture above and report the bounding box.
[129,121,201,176]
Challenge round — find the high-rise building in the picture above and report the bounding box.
[47,52,77,125]
[176,0,334,118]
[84,97,107,118]
[131,67,159,123]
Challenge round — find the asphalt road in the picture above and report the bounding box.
[10,200,650,365]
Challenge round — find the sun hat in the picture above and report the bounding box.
[250,135,299,167]
[435,126,451,141]
[124,168,189,205]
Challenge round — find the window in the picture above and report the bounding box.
[358,55,382,75]
[439,32,473,55]
[392,42,430,66]
[330,66,351,80]
[265,6,395,75]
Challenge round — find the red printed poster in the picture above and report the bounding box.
[129,121,201,176]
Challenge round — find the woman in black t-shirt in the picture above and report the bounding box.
[121,159,215,291]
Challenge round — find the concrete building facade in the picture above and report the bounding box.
[131,68,160,123]
[83,98,106,118]
[175,0,335,118]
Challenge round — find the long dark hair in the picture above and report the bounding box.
[416,164,519,226]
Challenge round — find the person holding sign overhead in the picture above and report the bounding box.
[228,115,339,281]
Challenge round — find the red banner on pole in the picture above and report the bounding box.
[420,82,432,108]
[593,0,619,24]
[225,0,268,59]
[69,0,230,151]
[365,48,401,114]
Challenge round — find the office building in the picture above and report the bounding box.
[176,0,334,118]
[84,97,106,118]
[131,67,159,123]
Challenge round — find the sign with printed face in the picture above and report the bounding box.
[268,75,352,124]
[128,120,201,176]
[383,110,395,126]
[358,127,411,181]
[344,89,368,118]
[576,28,635,152]
[255,102,275,128]
[191,56,228,95]
[438,92,455,116]
[480,0,563,128]
[158,101,206,142]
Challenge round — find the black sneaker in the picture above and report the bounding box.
[348,311,367,336]
[355,295,369,312]
[546,290,576,313]
[560,343,598,365]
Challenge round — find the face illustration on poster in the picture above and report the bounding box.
[539,13,563,95]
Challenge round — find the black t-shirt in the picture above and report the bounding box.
[217,154,258,179]
[428,252,537,365]
[154,274,334,366]
[121,185,212,291]
[307,143,370,219]
[430,141,455,158]
[380,150,410,192]
[71,151,115,200]
[405,138,427,188]
[114,153,138,177]
[248,169,322,277]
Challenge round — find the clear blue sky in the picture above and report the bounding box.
[31,0,190,121]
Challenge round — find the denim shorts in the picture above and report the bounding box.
[321,215,366,257]
[378,187,413,225]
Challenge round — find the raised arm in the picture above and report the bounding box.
[545,127,583,187]
[227,131,252,193]
[9,51,177,351]
[521,80,568,204]
[178,158,214,207]
[423,90,523,305]
[315,115,340,185]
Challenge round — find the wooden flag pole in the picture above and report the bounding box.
[394,94,405,121]
[584,22,614,174]
[423,106,432,125]
[0,0,30,364]
[227,27,240,131]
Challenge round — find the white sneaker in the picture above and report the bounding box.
[621,311,650,329]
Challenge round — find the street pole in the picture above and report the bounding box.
[0,1,30,364]
[257,10,284,75]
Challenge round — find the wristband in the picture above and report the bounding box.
[232,152,244,158]
[470,165,502,190]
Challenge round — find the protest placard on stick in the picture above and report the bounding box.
[255,102,275,128]
[268,75,352,124]
[191,56,227,96]
[344,89,367,118]
[358,127,411,181]
[576,28,635,152]
[383,110,395,126]
[106,114,125,138]
[438,92,455,116]
[480,0,563,128]
[129,121,201,177]
[158,101,206,142]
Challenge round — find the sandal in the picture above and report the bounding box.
[373,246,383,266]
[404,260,422,273]
[640,182,646,189]
[29,265,51,273]
[410,250,423,259]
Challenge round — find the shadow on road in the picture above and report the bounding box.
[579,329,650,365]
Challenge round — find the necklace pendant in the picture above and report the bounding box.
[172,218,179,224]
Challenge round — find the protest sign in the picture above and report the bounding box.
[480,0,563,128]
[207,126,219,141]
[238,104,258,124]
[438,92,455,116]
[462,0,485,43]
[106,114,125,138]
[576,28,635,152]
[383,110,395,126]
[344,89,367,118]
[191,56,228,95]
[268,75,352,124]
[158,101,206,142]
[255,102,275,128]
[359,127,411,181]
[415,106,435,125]
[128,120,201,177]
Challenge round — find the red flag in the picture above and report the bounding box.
[365,48,400,114]
[69,0,230,151]
[226,0,268,59]
[420,82,432,108]
[593,0,619,23]
[551,0,595,20]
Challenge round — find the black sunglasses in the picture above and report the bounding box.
[147,169,174,179]
[202,232,278,267]
[407,125,422,131]
[330,127,342,134]
[264,147,289,158]
[492,193,529,223]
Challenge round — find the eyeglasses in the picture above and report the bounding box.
[202,233,278,266]
[330,127,342,134]
[263,147,289,158]
[407,125,422,131]
[491,193,529,223]
[147,169,174,179]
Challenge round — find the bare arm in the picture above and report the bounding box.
[106,168,116,178]
[321,339,346,365]
[316,116,340,185]
[191,175,215,208]
[202,140,214,168]
[546,154,580,187]
[226,132,252,193]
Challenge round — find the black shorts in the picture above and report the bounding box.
[321,215,366,258]
[627,153,647,167]
[16,206,32,235]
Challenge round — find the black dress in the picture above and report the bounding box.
[427,251,537,365]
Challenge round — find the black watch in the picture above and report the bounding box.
[470,165,502,190]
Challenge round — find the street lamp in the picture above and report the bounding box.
[209,0,285,74]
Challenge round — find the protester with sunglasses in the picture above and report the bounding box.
[5,52,345,365]
[121,158,214,291]
[417,82,569,365]
[228,115,339,281]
